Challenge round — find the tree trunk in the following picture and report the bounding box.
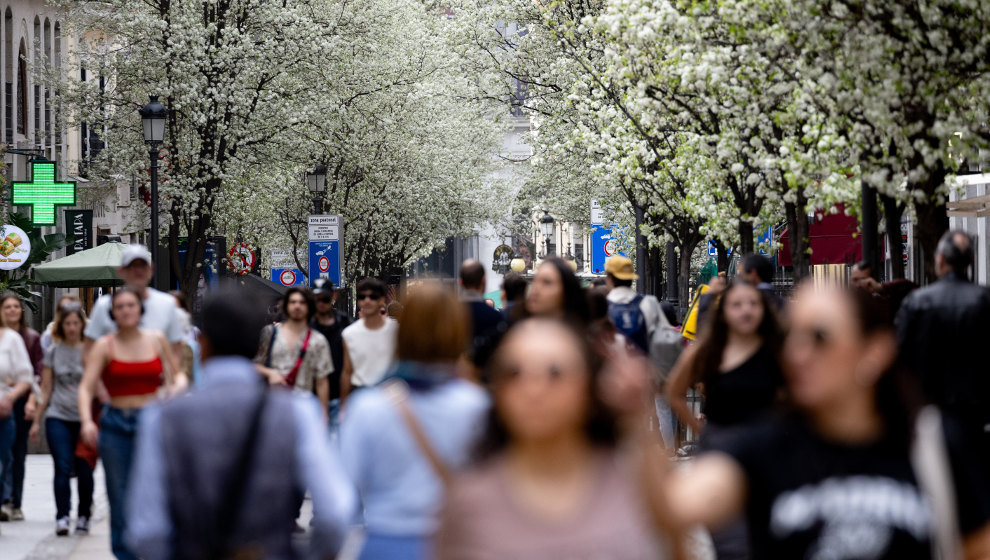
[880,193,905,280]
[914,198,949,285]
[784,195,811,280]
[677,238,700,309]
[665,241,678,306]
[713,239,731,273]
[737,220,755,255]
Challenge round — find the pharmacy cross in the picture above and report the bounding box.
[11,160,76,226]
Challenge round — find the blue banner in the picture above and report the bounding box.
[307,240,342,288]
[590,224,626,275]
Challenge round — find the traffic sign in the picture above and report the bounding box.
[308,215,341,241]
[590,223,626,274]
[271,268,305,287]
[308,239,341,288]
[227,243,257,276]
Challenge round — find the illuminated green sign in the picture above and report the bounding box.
[11,159,76,226]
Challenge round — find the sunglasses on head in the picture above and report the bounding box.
[357,292,380,301]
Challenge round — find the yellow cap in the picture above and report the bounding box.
[604,256,638,280]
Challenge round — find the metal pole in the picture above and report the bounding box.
[666,241,678,306]
[149,146,160,290]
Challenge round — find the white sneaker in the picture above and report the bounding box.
[0,503,12,521]
[56,516,70,536]
[75,516,90,535]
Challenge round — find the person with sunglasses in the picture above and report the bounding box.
[341,278,397,404]
[664,286,990,558]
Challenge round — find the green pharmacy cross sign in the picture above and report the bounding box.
[11,159,76,226]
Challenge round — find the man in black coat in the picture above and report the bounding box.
[460,259,505,370]
[896,230,990,464]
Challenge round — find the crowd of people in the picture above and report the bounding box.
[1,230,990,560]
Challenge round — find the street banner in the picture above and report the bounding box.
[307,215,343,288]
[64,209,93,256]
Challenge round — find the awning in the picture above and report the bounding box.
[947,193,990,218]
[777,204,863,266]
[32,243,127,287]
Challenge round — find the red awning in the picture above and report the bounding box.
[777,204,863,267]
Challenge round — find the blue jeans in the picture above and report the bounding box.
[46,418,94,519]
[359,533,431,560]
[654,395,675,449]
[99,406,141,560]
[2,396,29,507]
[328,398,341,437]
[0,414,14,501]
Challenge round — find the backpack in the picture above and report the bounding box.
[609,295,649,354]
[649,325,683,388]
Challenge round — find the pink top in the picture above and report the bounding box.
[435,452,668,560]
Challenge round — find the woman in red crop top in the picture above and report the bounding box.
[78,287,182,560]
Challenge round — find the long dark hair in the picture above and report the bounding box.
[689,281,782,385]
[476,317,619,461]
[536,257,590,325]
[0,292,25,331]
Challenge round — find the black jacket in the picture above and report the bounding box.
[896,272,990,422]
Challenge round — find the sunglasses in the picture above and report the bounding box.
[316,297,333,304]
[357,292,381,301]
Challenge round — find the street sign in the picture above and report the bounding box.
[0,225,30,270]
[227,243,257,276]
[591,199,604,225]
[12,160,76,226]
[271,268,305,287]
[590,223,625,274]
[308,214,343,288]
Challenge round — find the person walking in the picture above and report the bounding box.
[255,287,332,412]
[29,304,94,536]
[84,245,186,372]
[896,230,990,468]
[78,287,184,560]
[603,256,667,354]
[459,259,504,361]
[340,282,489,560]
[126,289,356,560]
[664,286,990,558]
[524,257,590,325]
[0,316,32,537]
[0,292,42,523]
[340,278,398,403]
[310,278,351,430]
[736,253,784,311]
[499,272,527,324]
[41,293,83,352]
[435,317,679,559]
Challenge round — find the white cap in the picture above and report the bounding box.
[120,244,153,267]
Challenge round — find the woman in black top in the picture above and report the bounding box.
[664,286,990,558]
[666,280,783,438]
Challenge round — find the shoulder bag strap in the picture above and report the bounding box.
[910,406,962,560]
[283,329,312,388]
[383,379,453,487]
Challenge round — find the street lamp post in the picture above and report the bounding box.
[306,164,327,214]
[540,210,555,257]
[139,95,168,289]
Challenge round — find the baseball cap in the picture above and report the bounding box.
[120,244,153,268]
[604,255,638,280]
[312,278,335,296]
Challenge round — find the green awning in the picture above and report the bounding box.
[32,243,127,287]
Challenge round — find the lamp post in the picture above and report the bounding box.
[510,252,526,273]
[306,164,327,214]
[540,210,555,257]
[139,95,167,289]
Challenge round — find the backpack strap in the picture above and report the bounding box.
[263,324,279,368]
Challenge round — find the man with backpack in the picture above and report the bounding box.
[604,256,681,448]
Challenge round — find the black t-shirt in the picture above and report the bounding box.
[707,414,990,559]
[311,311,352,399]
[702,345,782,427]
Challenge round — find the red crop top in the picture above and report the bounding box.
[102,337,163,398]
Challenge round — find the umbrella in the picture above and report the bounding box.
[32,243,127,287]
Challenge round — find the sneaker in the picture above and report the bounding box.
[75,516,90,535]
[0,503,12,521]
[56,516,70,536]
[9,507,24,521]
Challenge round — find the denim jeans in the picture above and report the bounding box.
[328,398,341,438]
[2,396,30,507]
[46,417,94,519]
[654,394,675,449]
[0,414,15,500]
[359,533,431,560]
[99,406,141,560]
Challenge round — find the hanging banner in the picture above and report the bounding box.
[308,215,343,288]
[64,209,93,256]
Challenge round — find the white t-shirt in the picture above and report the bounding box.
[84,288,185,343]
[341,318,398,387]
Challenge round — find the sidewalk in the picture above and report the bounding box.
[6,455,112,560]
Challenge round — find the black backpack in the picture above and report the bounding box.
[609,295,649,353]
